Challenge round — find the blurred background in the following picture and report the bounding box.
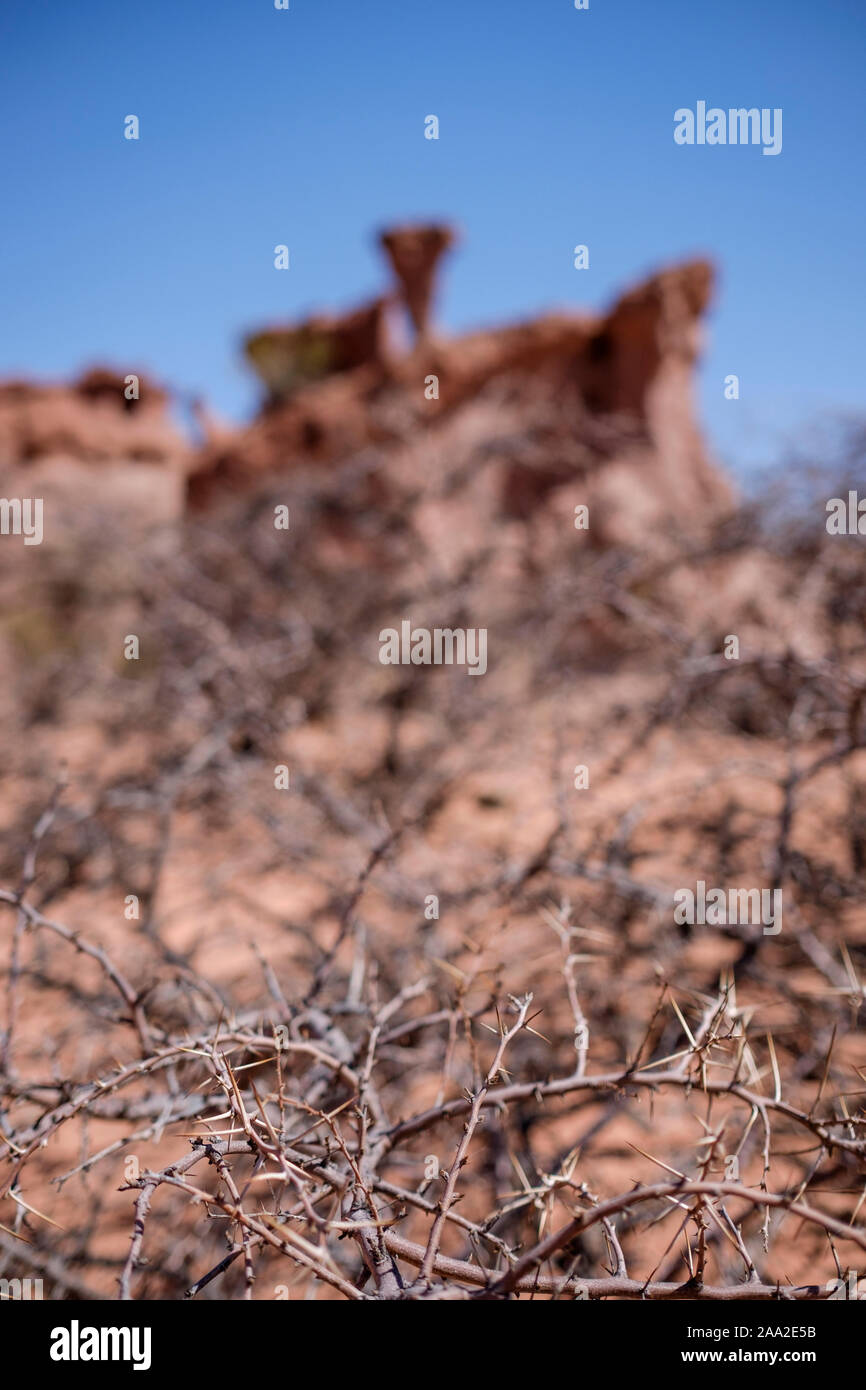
[1,0,865,478]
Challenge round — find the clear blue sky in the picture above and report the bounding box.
[1,0,864,478]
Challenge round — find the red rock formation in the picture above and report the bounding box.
[0,226,731,549]
[378,223,455,342]
[185,365,390,510]
[0,369,182,466]
[186,224,731,541]
[0,368,189,535]
[245,298,390,406]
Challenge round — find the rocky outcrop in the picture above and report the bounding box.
[0,369,189,537]
[245,298,390,406]
[0,369,184,466]
[186,223,732,543]
[378,223,455,342]
[0,225,732,550]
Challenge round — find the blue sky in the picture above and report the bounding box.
[1,0,864,479]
